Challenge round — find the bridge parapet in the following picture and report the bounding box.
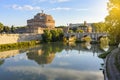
[64,32,108,41]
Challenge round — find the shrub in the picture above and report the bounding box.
[98,51,111,59]
[42,29,64,42]
[0,40,38,51]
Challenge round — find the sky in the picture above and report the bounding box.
[0,0,108,27]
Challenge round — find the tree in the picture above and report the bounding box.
[57,29,64,40]
[68,30,73,33]
[105,0,120,44]
[11,25,15,33]
[83,36,92,42]
[42,29,64,42]
[92,22,107,33]
[42,30,52,42]
[0,22,4,33]
[76,29,84,33]
[50,30,59,42]
[3,26,10,33]
[56,26,66,28]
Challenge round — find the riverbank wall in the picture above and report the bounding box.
[0,33,42,45]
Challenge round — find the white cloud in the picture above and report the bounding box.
[32,0,47,2]
[39,0,47,2]
[49,7,88,12]
[51,7,71,11]
[50,0,70,3]
[10,4,88,12]
[76,8,89,11]
[11,4,41,11]
[6,66,104,80]
[31,0,70,3]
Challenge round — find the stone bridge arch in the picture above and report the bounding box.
[64,33,108,41]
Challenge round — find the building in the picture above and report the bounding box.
[27,12,55,33]
[68,21,93,33]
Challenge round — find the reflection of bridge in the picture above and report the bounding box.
[64,33,108,41]
[64,43,106,56]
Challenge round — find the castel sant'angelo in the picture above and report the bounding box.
[27,11,55,33]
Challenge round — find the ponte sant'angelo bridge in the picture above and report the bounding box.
[64,32,108,41]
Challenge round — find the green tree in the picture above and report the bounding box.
[42,29,64,42]
[50,30,59,42]
[0,22,4,33]
[56,26,66,28]
[3,26,10,33]
[68,30,73,33]
[83,36,92,42]
[76,29,84,33]
[57,29,64,40]
[92,22,107,33]
[42,30,52,42]
[105,0,120,44]
[11,25,15,33]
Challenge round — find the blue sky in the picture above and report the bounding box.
[0,0,108,27]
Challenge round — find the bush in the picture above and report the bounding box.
[98,51,111,59]
[42,29,64,42]
[0,40,39,51]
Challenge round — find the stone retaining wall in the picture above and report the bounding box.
[0,33,42,44]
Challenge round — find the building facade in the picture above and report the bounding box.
[27,12,55,33]
[68,21,93,33]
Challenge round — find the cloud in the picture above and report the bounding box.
[50,0,70,3]
[76,8,89,11]
[9,4,88,12]
[31,0,70,3]
[49,7,88,12]
[32,0,47,2]
[11,4,41,11]
[51,7,71,11]
[6,66,104,80]
[39,0,47,2]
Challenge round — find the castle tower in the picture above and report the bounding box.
[27,12,55,33]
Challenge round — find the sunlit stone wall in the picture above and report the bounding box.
[0,33,42,44]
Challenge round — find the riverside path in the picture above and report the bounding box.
[106,48,120,80]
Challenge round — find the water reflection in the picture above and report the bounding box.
[100,36,109,51]
[6,66,103,80]
[27,43,64,65]
[82,42,91,50]
[0,59,4,66]
[0,50,20,59]
[27,50,55,65]
[100,43,109,51]
[0,43,107,65]
[0,42,107,80]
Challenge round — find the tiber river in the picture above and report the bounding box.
[0,42,110,80]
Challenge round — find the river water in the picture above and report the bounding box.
[0,42,107,80]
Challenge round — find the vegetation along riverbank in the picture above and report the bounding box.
[0,40,40,51]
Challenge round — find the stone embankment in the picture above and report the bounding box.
[0,33,42,45]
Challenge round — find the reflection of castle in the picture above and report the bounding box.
[27,50,55,65]
[27,11,55,33]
